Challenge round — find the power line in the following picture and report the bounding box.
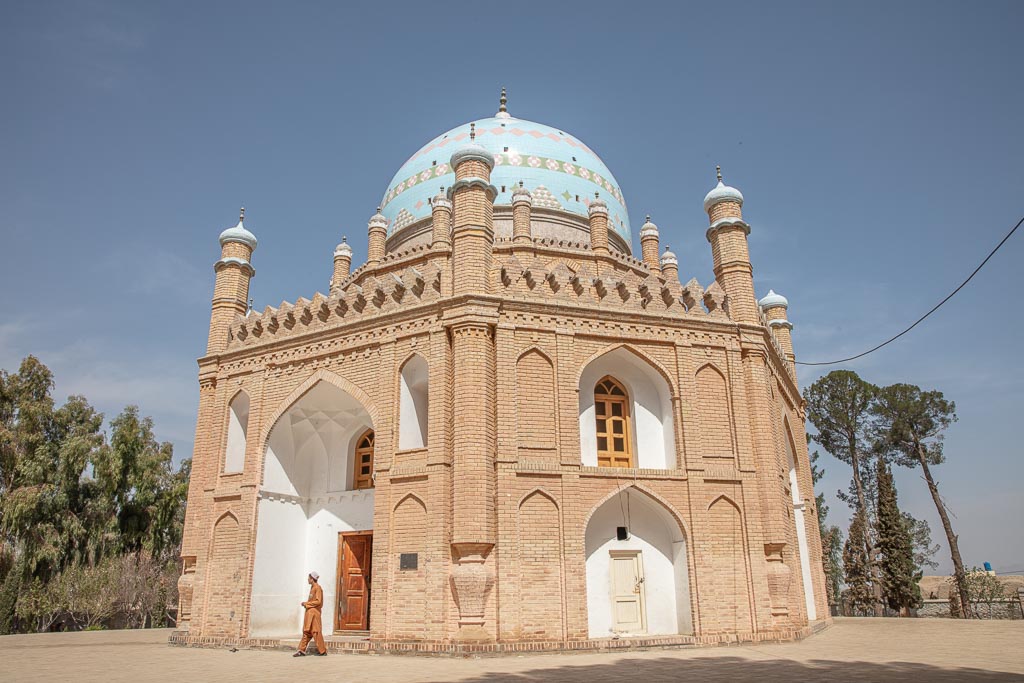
[796,215,1024,367]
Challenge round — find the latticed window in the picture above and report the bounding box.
[353,429,375,490]
[594,376,633,468]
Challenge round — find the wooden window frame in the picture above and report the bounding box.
[594,376,634,468]
[353,428,375,490]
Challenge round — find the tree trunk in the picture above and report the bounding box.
[917,441,972,618]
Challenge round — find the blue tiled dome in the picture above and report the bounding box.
[380,112,631,242]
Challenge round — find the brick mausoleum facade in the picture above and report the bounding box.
[172,93,829,653]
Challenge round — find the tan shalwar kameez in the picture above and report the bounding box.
[298,581,327,655]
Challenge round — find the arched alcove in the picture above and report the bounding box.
[784,416,816,620]
[249,379,375,637]
[584,488,692,637]
[695,364,733,459]
[223,391,249,473]
[578,347,676,469]
[516,349,556,447]
[398,354,429,450]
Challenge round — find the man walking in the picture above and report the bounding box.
[294,571,327,657]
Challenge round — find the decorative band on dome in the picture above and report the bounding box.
[446,177,499,201]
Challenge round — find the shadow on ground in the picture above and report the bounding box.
[423,655,1024,683]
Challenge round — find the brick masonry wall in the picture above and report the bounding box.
[181,202,828,646]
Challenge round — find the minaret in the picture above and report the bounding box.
[367,207,387,268]
[208,208,256,354]
[446,120,499,641]
[704,166,759,324]
[448,122,498,296]
[331,237,352,294]
[759,290,795,372]
[431,187,452,249]
[660,246,679,283]
[588,192,609,255]
[640,215,661,275]
[511,181,533,244]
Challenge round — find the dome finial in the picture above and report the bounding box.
[716,165,722,183]
[646,214,651,222]
[519,180,524,188]
[470,122,476,141]
[499,87,507,113]
[239,207,245,222]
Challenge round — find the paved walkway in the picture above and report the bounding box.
[1,618,1022,682]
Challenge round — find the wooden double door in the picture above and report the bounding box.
[335,531,372,631]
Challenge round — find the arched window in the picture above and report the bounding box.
[594,376,633,468]
[353,429,375,490]
[223,391,249,473]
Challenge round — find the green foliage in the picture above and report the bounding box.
[951,568,1010,615]
[810,447,844,605]
[0,356,191,633]
[871,384,956,468]
[903,513,939,570]
[842,510,875,615]
[875,458,922,613]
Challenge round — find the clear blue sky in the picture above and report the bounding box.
[2,1,1021,576]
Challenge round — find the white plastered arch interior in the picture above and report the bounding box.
[249,380,375,637]
[584,487,692,637]
[398,354,429,450]
[578,347,676,469]
[784,415,816,620]
[223,390,249,473]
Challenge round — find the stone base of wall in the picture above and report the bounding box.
[918,599,1023,620]
[168,619,832,657]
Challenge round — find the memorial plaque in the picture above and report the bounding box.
[400,553,418,570]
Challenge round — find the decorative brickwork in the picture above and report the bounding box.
[177,112,828,655]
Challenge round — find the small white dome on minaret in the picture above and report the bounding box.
[450,122,496,170]
[219,207,258,250]
[512,180,532,205]
[368,207,388,231]
[660,246,678,268]
[703,166,744,212]
[334,236,352,258]
[640,215,659,239]
[758,289,789,310]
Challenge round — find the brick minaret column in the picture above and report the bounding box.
[511,181,533,244]
[330,237,352,294]
[588,192,609,255]
[704,166,759,325]
[430,187,452,249]
[760,290,795,373]
[446,122,499,641]
[660,246,679,283]
[448,123,497,296]
[367,207,387,267]
[208,208,256,354]
[640,215,661,276]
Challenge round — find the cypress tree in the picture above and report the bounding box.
[842,509,874,615]
[875,458,922,615]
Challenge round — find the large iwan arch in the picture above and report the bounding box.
[584,487,692,637]
[249,379,375,637]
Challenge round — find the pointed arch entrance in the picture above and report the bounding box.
[249,379,375,637]
[584,487,693,637]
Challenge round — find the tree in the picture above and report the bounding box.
[805,371,879,612]
[875,458,922,615]
[810,448,843,606]
[903,513,939,571]
[949,568,1010,619]
[842,510,875,615]
[872,383,971,618]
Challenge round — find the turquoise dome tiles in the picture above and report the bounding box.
[380,115,631,241]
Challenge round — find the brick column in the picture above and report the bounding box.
[511,181,533,244]
[331,237,352,294]
[661,247,679,283]
[759,290,795,374]
[431,188,452,249]
[208,209,256,355]
[367,208,387,267]
[588,193,609,256]
[449,123,497,297]
[640,215,661,276]
[704,168,759,325]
